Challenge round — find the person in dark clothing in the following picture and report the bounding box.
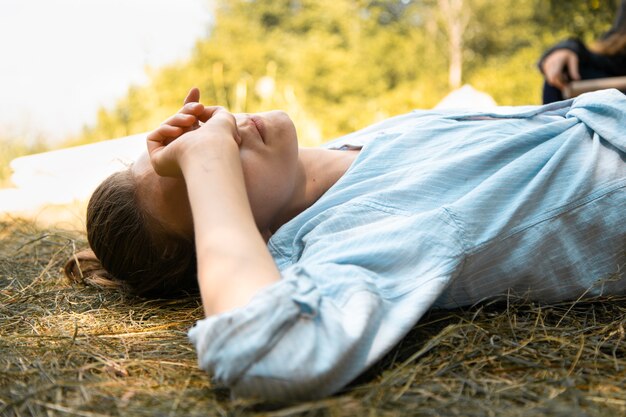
[539,0,626,103]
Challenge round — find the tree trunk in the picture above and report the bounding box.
[438,0,469,89]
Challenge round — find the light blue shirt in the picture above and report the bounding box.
[189,90,626,402]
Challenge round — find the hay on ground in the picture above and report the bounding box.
[0,219,624,417]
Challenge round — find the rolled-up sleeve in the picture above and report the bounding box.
[188,263,390,402]
[188,254,454,402]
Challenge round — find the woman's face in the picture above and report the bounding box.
[131,110,299,239]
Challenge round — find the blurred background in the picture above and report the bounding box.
[0,0,620,227]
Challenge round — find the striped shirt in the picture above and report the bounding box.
[189,89,626,402]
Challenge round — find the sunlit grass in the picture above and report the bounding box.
[1,219,624,416]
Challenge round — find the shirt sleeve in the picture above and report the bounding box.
[188,261,451,402]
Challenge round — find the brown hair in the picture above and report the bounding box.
[593,2,626,56]
[64,169,198,298]
[593,32,626,55]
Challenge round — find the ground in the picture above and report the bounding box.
[1,219,624,417]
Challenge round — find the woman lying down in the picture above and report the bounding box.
[66,88,626,402]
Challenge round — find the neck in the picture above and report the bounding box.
[268,147,358,233]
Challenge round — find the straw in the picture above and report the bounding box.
[1,219,624,416]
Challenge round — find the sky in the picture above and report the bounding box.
[0,0,213,144]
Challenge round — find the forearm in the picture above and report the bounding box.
[181,143,280,316]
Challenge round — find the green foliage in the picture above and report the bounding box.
[70,0,622,147]
[542,0,621,41]
[468,47,545,105]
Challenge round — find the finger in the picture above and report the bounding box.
[147,131,165,157]
[543,50,570,89]
[184,87,200,105]
[545,68,562,89]
[159,125,184,140]
[208,107,236,124]
[163,113,198,129]
[552,74,565,90]
[180,89,203,129]
[179,102,205,116]
[198,105,228,123]
[566,54,580,81]
[147,128,168,144]
[147,125,184,147]
[199,107,242,145]
[547,65,565,89]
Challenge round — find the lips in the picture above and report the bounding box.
[249,115,266,143]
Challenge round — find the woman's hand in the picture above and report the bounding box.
[541,49,581,90]
[148,88,204,144]
[146,88,241,178]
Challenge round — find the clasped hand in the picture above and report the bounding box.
[146,87,242,178]
[541,49,581,90]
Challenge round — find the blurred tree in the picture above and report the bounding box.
[0,137,48,185]
[69,0,621,147]
[541,0,620,41]
[437,0,470,88]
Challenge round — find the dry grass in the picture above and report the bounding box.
[1,219,624,417]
